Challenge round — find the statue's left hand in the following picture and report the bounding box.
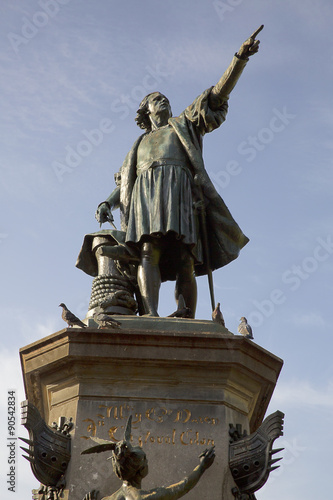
[95,202,114,227]
[237,25,263,59]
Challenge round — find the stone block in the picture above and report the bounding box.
[20,317,283,500]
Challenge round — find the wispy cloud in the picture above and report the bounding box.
[0,306,59,348]
[273,379,333,409]
[290,0,333,29]
[290,311,326,328]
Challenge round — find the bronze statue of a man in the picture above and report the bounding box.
[96,27,262,317]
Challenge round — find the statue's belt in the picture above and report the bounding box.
[136,159,193,179]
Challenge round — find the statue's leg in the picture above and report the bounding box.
[137,241,162,317]
[175,246,197,318]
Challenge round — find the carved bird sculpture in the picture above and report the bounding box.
[238,317,253,339]
[93,312,121,329]
[212,302,225,327]
[168,294,192,318]
[59,303,86,328]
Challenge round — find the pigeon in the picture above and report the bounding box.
[59,303,87,328]
[168,294,192,318]
[212,302,225,327]
[238,317,253,339]
[93,312,121,329]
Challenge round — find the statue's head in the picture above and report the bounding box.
[82,415,148,485]
[135,92,172,132]
[110,439,148,482]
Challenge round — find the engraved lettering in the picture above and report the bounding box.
[180,430,188,445]
[83,418,97,437]
[146,409,154,421]
[173,409,191,423]
[172,428,176,445]
[108,426,119,442]
[144,431,151,444]
[132,412,142,424]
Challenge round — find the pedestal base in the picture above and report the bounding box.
[20,317,283,500]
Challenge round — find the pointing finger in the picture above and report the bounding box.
[250,24,264,40]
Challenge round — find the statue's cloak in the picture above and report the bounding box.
[119,68,249,279]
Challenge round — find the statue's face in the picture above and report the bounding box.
[140,455,148,479]
[114,441,132,462]
[147,92,171,120]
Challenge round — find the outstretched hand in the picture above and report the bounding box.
[237,25,263,59]
[199,446,215,470]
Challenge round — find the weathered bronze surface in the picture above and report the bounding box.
[20,400,73,497]
[95,27,263,318]
[229,410,284,497]
[76,230,139,317]
[82,416,215,500]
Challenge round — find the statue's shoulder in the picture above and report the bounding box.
[122,133,146,166]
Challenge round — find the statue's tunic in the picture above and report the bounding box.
[126,125,199,259]
[119,57,250,282]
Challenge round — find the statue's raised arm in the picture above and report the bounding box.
[209,24,263,110]
[143,447,215,500]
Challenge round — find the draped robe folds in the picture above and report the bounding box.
[118,56,249,281]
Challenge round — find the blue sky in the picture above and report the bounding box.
[0,1,332,498]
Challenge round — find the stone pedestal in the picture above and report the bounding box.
[20,317,283,500]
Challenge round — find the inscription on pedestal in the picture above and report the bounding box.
[80,402,219,449]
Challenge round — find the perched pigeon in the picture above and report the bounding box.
[93,312,121,329]
[238,317,253,339]
[212,302,225,327]
[168,294,192,318]
[59,303,86,328]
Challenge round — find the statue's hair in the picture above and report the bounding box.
[135,92,171,132]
